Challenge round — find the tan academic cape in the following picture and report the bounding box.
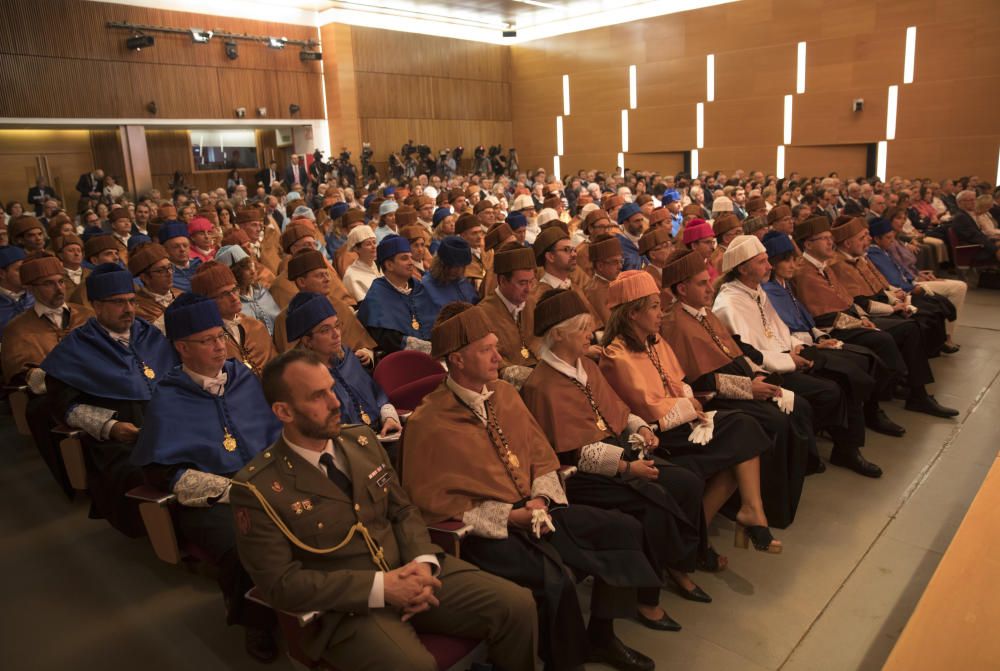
[134,287,182,325]
[660,301,741,381]
[521,357,630,454]
[67,279,91,308]
[2,304,93,383]
[226,315,277,376]
[710,245,725,273]
[334,245,356,279]
[575,241,593,276]
[477,291,538,368]
[584,274,611,328]
[272,296,375,353]
[258,226,282,274]
[830,251,890,298]
[465,250,493,292]
[267,261,355,310]
[62,267,90,290]
[599,336,691,424]
[792,260,855,317]
[403,380,561,524]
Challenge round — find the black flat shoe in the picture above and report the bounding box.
[697,544,728,573]
[830,446,883,478]
[244,626,278,663]
[941,343,960,354]
[668,574,712,603]
[636,608,683,631]
[906,395,959,418]
[589,636,657,670]
[866,407,906,437]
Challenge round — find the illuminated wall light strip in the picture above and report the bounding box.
[628,65,637,109]
[796,41,807,94]
[783,94,793,145]
[886,85,899,140]
[776,145,786,179]
[903,26,916,84]
[690,149,699,177]
[556,116,564,156]
[696,102,704,149]
[706,54,715,102]
[621,109,629,153]
[562,74,571,116]
[553,155,561,180]
[617,152,625,175]
[876,141,888,182]
[996,146,1000,189]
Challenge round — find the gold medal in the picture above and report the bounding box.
[243,358,254,369]
[223,429,237,452]
[596,417,607,431]
[507,451,520,469]
[520,346,530,359]
[359,409,372,425]
[143,365,155,379]
[411,318,420,330]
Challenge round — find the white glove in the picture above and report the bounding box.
[404,337,432,354]
[627,433,647,455]
[688,410,717,445]
[355,347,374,366]
[772,387,795,414]
[27,367,47,395]
[500,365,533,390]
[531,508,556,539]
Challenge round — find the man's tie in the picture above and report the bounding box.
[319,451,352,496]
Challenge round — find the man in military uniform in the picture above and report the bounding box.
[229,349,538,671]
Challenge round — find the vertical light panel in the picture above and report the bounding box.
[621,109,629,153]
[876,140,888,181]
[995,146,1000,188]
[628,65,637,109]
[690,149,699,177]
[903,26,917,84]
[783,94,793,145]
[553,155,561,180]
[796,41,807,94]
[696,102,705,149]
[617,152,625,175]
[776,145,786,179]
[556,116,564,156]
[562,74,571,116]
[706,54,715,102]
[886,85,899,140]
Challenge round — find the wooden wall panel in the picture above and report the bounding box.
[322,23,362,158]
[625,152,686,175]
[563,110,620,156]
[699,145,776,176]
[705,97,783,148]
[89,130,126,188]
[793,86,887,146]
[888,137,1000,183]
[0,130,95,214]
[785,145,869,180]
[630,104,697,153]
[896,77,1000,140]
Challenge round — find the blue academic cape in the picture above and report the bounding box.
[329,348,390,429]
[420,270,480,313]
[41,316,178,401]
[171,258,202,292]
[762,279,817,334]
[240,285,281,335]
[867,245,915,292]
[670,213,683,238]
[357,276,437,341]
[617,233,647,271]
[131,359,281,485]
[0,291,34,338]
[326,233,347,260]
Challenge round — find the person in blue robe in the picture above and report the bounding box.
[325,201,350,260]
[41,264,178,536]
[0,246,34,337]
[131,293,279,660]
[421,235,480,312]
[356,235,438,354]
[159,220,201,292]
[216,244,281,335]
[616,203,647,271]
[287,291,402,437]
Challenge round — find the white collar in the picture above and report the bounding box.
[182,365,227,395]
[445,376,493,424]
[34,301,65,320]
[494,287,523,318]
[351,259,381,275]
[283,432,336,474]
[64,267,83,279]
[622,230,642,245]
[803,253,827,271]
[540,272,571,290]
[98,321,131,344]
[387,277,412,295]
[839,250,860,262]
[539,347,587,384]
[680,302,707,320]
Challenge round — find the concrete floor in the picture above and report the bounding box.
[2,287,999,671]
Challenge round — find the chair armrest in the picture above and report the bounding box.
[558,465,577,484]
[245,587,321,626]
[954,243,984,250]
[3,385,28,392]
[52,424,82,439]
[427,520,473,558]
[126,485,176,505]
[398,410,412,424]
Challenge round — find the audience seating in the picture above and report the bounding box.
[373,351,447,412]
[54,426,87,491]
[5,386,31,437]
[946,226,989,278]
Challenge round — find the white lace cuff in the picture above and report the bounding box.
[681,383,695,399]
[26,367,47,395]
[867,300,894,316]
[462,501,513,539]
[715,374,754,400]
[578,442,624,477]
[67,403,117,441]
[173,469,232,507]
[380,403,400,426]
[625,413,651,435]
[833,312,866,330]
[404,337,432,354]
[531,470,568,506]
[657,397,699,431]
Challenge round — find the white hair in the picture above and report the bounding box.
[541,312,593,350]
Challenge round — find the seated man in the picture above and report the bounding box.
[286,292,401,436]
[530,225,601,324]
[405,303,661,671]
[54,234,88,290]
[951,189,1000,264]
[0,246,33,337]
[41,264,178,536]
[523,288,707,630]
[639,227,675,301]
[616,202,647,271]
[660,250,809,529]
[709,213,742,273]
[454,213,491,292]
[158,221,202,292]
[229,349,538,671]
[421,236,479,312]
[476,243,539,388]
[192,261,276,377]
[584,234,624,328]
[713,236,882,477]
[131,294,281,662]
[128,242,180,333]
[357,235,438,355]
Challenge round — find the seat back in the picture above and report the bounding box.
[946,225,984,269]
[373,351,445,397]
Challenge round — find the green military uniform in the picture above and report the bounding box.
[229,425,538,671]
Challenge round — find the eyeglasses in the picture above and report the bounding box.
[211,286,240,299]
[148,266,174,275]
[553,246,576,254]
[183,332,228,346]
[96,297,137,307]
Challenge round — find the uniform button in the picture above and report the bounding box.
[317,522,324,529]
[264,452,272,458]
[353,504,361,511]
[383,487,388,493]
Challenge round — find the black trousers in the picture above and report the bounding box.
[832,326,931,398]
[781,370,866,449]
[869,317,935,388]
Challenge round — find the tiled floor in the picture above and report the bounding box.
[1,288,998,671]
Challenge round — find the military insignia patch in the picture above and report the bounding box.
[357,435,369,446]
[235,508,251,535]
[271,481,283,493]
[292,501,303,515]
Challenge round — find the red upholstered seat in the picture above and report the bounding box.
[946,226,986,270]
[388,372,447,412]
[373,351,447,412]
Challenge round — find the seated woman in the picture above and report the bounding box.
[341,224,381,302]
[522,288,709,632]
[598,270,782,555]
[421,236,480,312]
[216,244,280,336]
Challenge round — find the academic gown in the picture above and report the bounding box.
[420,270,480,314]
[867,244,958,330]
[171,258,202,293]
[0,291,34,338]
[328,347,390,430]
[617,233,645,271]
[131,360,280,627]
[357,277,437,354]
[223,315,277,377]
[42,317,178,536]
[240,285,281,335]
[476,291,538,371]
[404,380,660,671]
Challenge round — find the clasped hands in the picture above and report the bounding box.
[384,561,442,622]
[509,498,554,538]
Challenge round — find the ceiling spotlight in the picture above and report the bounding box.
[225,40,238,60]
[299,49,322,61]
[126,34,154,51]
[267,37,287,49]
[190,29,213,43]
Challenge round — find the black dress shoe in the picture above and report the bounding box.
[589,636,657,670]
[636,609,682,631]
[668,574,712,603]
[806,455,827,475]
[866,408,906,437]
[244,626,278,663]
[906,395,960,418]
[941,343,960,354]
[830,446,883,478]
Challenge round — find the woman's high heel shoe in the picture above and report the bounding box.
[735,524,782,554]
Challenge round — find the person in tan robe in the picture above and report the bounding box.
[128,242,181,333]
[53,234,88,291]
[710,213,741,273]
[269,221,355,310]
[639,227,675,308]
[476,243,539,389]
[69,234,126,307]
[236,207,281,275]
[583,235,624,329]
[480,221,515,299]
[528,226,601,332]
[455,213,492,293]
[403,303,660,671]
